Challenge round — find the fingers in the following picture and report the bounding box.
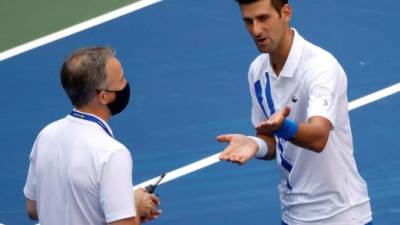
[221,153,245,165]
[142,209,161,223]
[282,106,291,117]
[255,120,277,133]
[216,134,233,143]
[150,208,162,218]
[219,143,242,162]
[135,189,162,221]
[256,107,292,133]
[141,201,159,220]
[217,134,236,160]
[149,193,160,206]
[217,134,258,165]
[221,151,243,164]
[219,145,233,160]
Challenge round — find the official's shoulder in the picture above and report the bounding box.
[95,137,132,164]
[37,117,69,137]
[95,135,130,154]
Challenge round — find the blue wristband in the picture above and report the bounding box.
[273,119,298,140]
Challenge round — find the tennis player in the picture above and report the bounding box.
[23,47,160,225]
[217,1,373,224]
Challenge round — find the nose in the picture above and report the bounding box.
[252,20,263,37]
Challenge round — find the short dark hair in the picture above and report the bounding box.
[235,0,288,16]
[60,47,115,108]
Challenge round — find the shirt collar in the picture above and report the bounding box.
[272,28,304,79]
[68,108,114,137]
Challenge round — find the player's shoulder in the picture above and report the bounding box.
[301,39,341,72]
[300,40,348,88]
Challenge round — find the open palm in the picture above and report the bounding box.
[217,134,259,165]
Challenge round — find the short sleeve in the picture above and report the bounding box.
[306,61,346,128]
[100,149,136,223]
[23,138,39,201]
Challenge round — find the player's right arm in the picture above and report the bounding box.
[218,58,277,165]
[255,132,276,160]
[217,132,276,165]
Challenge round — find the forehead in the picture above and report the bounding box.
[105,57,124,79]
[239,0,276,17]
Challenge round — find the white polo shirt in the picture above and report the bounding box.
[24,110,136,225]
[248,29,372,224]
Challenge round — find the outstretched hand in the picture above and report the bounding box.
[256,106,291,134]
[217,134,259,165]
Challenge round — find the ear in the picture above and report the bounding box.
[281,4,292,23]
[97,91,113,105]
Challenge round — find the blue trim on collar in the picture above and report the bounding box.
[70,110,113,137]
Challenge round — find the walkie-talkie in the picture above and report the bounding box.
[144,174,165,194]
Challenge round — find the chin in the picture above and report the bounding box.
[257,47,272,54]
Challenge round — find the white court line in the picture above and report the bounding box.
[0,0,162,62]
[135,153,221,189]
[134,82,400,189]
[348,82,400,110]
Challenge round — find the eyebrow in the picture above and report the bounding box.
[243,13,271,20]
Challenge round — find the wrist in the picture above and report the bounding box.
[273,119,298,141]
[134,189,144,217]
[247,136,268,158]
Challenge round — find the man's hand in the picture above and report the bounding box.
[256,106,291,134]
[134,188,161,222]
[217,134,259,165]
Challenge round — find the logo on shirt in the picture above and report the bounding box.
[323,99,329,106]
[291,96,297,103]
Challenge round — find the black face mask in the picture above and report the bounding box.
[107,82,130,115]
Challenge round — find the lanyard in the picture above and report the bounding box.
[70,110,113,137]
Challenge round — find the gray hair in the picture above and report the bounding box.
[60,47,115,107]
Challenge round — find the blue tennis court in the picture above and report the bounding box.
[0,0,399,224]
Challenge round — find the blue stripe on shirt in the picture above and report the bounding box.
[254,80,268,118]
[254,72,293,190]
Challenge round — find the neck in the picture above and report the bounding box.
[75,105,111,122]
[270,28,294,76]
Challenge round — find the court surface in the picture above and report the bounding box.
[0,0,399,224]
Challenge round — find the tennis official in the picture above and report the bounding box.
[23,47,160,225]
[217,0,372,224]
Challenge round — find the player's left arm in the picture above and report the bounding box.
[289,116,331,152]
[256,59,345,153]
[256,107,331,153]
